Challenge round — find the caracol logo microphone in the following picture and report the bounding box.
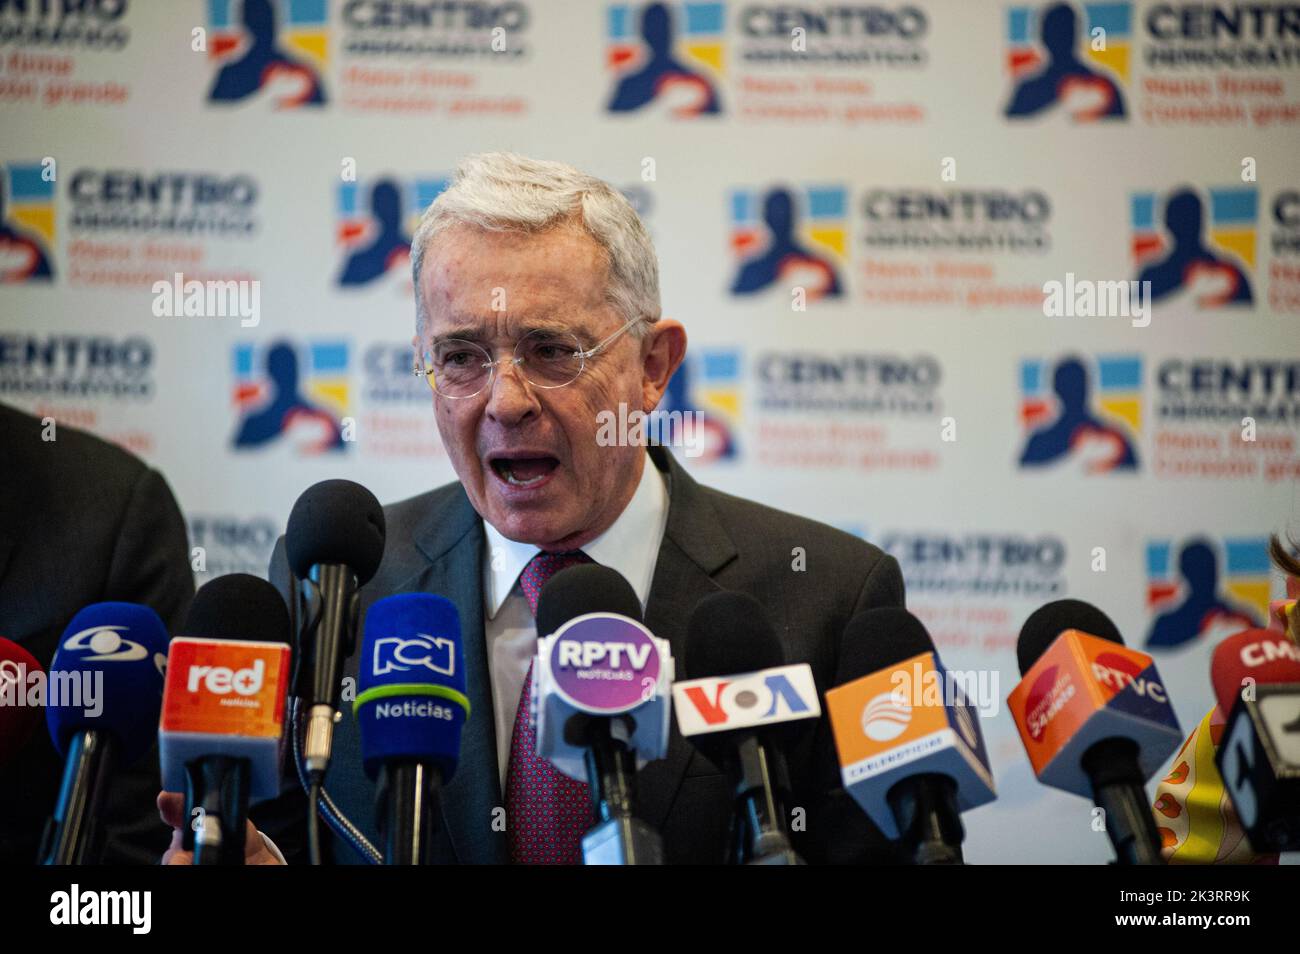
[862,691,911,742]
[63,624,149,662]
[373,634,456,677]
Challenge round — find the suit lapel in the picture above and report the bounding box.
[638,447,738,829]
[410,491,508,864]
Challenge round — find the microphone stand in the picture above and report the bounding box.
[729,734,803,865]
[578,716,664,865]
[40,731,116,865]
[377,760,443,865]
[887,773,965,865]
[1083,738,1164,866]
[186,756,252,866]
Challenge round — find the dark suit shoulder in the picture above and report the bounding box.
[368,479,476,587]
[1,402,149,501]
[692,482,900,609]
[0,402,190,621]
[379,480,463,532]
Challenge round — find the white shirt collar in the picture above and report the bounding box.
[481,454,669,619]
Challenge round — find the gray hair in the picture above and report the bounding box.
[410,152,661,337]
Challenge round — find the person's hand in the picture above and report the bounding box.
[157,791,283,865]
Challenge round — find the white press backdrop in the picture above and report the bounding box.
[3,0,1299,863]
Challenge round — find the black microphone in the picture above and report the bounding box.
[1013,598,1173,866]
[1210,627,1300,853]
[535,564,669,865]
[40,603,169,865]
[285,479,385,782]
[831,608,989,865]
[681,591,809,865]
[160,574,292,865]
[354,593,468,865]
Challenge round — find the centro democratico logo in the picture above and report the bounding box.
[861,691,912,742]
[63,625,148,662]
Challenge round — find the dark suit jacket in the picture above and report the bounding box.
[0,403,194,865]
[257,445,905,864]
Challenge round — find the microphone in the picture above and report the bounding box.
[354,593,468,865]
[533,564,673,865]
[825,607,995,865]
[1210,627,1300,852]
[39,603,169,865]
[159,574,292,865]
[285,479,385,781]
[0,638,43,770]
[674,591,820,865]
[1008,598,1181,865]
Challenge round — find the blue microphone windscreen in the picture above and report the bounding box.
[354,593,468,781]
[46,602,169,766]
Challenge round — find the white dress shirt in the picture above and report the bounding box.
[481,455,670,787]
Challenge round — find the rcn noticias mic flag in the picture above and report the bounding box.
[1008,629,1182,796]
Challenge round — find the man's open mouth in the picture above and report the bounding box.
[489,455,559,487]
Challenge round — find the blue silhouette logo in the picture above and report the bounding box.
[1146,538,1265,649]
[232,340,347,452]
[337,176,445,287]
[607,2,723,116]
[1019,355,1139,472]
[1005,2,1129,121]
[0,163,54,283]
[730,186,844,300]
[338,179,412,286]
[207,0,328,107]
[657,349,738,462]
[1133,188,1255,306]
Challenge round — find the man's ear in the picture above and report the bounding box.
[640,319,687,414]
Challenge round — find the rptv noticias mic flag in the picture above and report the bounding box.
[2,0,1297,864]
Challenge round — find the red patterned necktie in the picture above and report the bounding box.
[505,550,594,864]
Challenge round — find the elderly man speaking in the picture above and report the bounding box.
[171,152,905,865]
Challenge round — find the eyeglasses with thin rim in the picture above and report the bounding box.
[413,314,648,399]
